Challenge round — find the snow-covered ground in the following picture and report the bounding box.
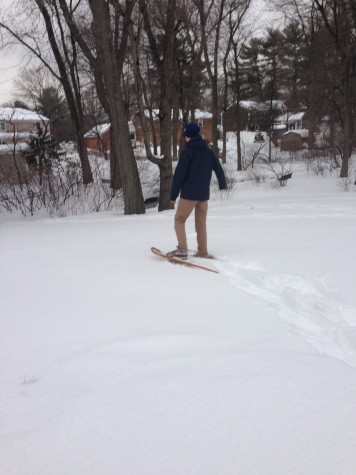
[1,156,356,474]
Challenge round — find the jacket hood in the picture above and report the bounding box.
[186,135,209,151]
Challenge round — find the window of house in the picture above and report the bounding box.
[0,121,5,132]
[289,123,295,130]
[198,120,204,127]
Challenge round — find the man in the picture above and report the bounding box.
[168,122,227,259]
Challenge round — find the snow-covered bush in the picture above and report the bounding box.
[338,176,354,192]
[0,147,163,217]
[247,169,269,185]
[266,152,294,188]
[304,149,340,176]
[0,151,124,217]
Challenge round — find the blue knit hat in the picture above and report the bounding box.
[183,122,200,138]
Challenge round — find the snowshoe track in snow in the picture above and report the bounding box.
[216,259,356,368]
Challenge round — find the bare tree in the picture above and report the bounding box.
[223,0,251,168]
[130,0,178,212]
[273,0,355,176]
[313,0,356,177]
[57,0,145,214]
[194,0,227,156]
[0,1,93,184]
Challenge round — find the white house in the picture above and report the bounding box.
[0,107,50,154]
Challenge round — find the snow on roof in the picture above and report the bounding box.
[0,143,30,154]
[239,100,268,111]
[275,111,306,124]
[288,112,305,122]
[225,100,286,114]
[84,123,111,138]
[0,132,35,139]
[84,121,135,137]
[141,109,213,120]
[268,100,286,111]
[0,107,49,122]
[191,110,212,120]
[283,129,309,138]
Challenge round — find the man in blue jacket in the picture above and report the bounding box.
[168,122,227,259]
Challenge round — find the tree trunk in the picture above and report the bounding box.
[172,106,179,161]
[235,104,242,171]
[158,96,174,211]
[76,129,93,185]
[340,57,352,177]
[90,0,145,214]
[113,92,145,214]
[211,82,219,155]
[237,129,242,171]
[109,129,122,190]
[138,0,176,211]
[222,127,227,164]
[308,112,317,150]
[158,161,173,212]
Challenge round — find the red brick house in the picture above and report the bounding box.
[84,122,136,153]
[84,123,111,153]
[193,110,213,142]
[132,109,214,146]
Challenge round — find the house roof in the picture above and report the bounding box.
[288,112,306,122]
[283,129,309,138]
[0,143,30,154]
[269,100,286,111]
[84,123,111,138]
[192,110,212,120]
[225,100,286,113]
[0,132,35,139]
[140,109,212,120]
[239,100,268,111]
[276,111,306,124]
[84,121,135,138]
[0,107,49,122]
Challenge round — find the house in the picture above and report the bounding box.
[132,109,214,147]
[274,109,311,151]
[191,110,213,142]
[84,121,136,154]
[84,123,111,154]
[275,110,308,131]
[0,107,50,155]
[132,109,161,146]
[222,100,287,133]
[280,130,309,151]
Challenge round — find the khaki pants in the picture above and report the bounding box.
[174,198,208,256]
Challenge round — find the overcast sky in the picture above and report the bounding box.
[0,49,21,102]
[0,0,281,106]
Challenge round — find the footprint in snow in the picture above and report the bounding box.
[216,259,356,368]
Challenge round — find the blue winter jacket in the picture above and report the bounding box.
[170,136,227,201]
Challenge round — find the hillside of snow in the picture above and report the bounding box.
[1,148,356,474]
